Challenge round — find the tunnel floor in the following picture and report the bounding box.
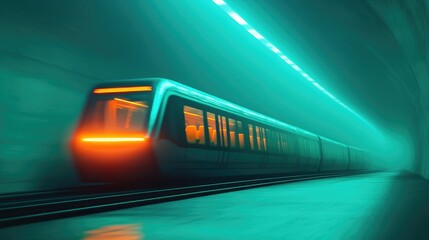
[1,171,429,239]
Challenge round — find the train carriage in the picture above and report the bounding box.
[71,78,369,183]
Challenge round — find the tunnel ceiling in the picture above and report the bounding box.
[1,0,428,175]
[225,1,423,135]
[228,0,429,172]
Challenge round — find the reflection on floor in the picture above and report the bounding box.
[1,171,429,240]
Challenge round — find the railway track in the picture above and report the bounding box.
[0,170,374,228]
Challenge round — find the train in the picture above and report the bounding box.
[70,78,370,183]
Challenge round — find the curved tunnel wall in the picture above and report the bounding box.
[368,0,429,178]
[0,0,418,193]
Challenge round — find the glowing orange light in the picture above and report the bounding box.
[93,86,152,94]
[81,137,145,142]
[84,224,141,240]
[184,111,203,118]
[114,98,148,108]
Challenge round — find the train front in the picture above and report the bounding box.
[71,84,157,183]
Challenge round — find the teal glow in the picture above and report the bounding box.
[228,12,247,25]
[147,79,175,138]
[143,78,358,144]
[212,0,226,5]
[211,0,375,127]
[247,29,264,39]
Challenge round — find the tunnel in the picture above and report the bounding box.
[0,0,429,239]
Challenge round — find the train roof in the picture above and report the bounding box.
[94,78,364,150]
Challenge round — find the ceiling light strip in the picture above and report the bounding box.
[212,0,364,119]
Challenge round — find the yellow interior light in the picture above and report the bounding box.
[184,111,203,118]
[114,98,148,107]
[93,86,152,94]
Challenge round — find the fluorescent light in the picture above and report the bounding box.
[212,0,226,5]
[247,29,264,39]
[291,64,301,71]
[228,12,247,25]
[271,47,281,53]
[212,1,357,112]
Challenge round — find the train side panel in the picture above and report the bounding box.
[154,94,353,179]
[320,138,349,171]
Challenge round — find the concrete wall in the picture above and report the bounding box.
[368,0,429,178]
[0,0,138,192]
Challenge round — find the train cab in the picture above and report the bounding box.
[71,83,158,183]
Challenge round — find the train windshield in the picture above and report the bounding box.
[80,93,151,135]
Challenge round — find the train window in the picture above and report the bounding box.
[266,129,269,152]
[280,134,285,153]
[237,121,245,149]
[248,124,255,150]
[277,132,282,153]
[266,129,270,152]
[207,112,217,146]
[261,128,267,151]
[255,126,262,151]
[184,106,205,145]
[217,115,228,147]
[107,98,148,131]
[274,131,279,153]
[281,134,287,153]
[82,95,150,133]
[228,118,237,148]
[274,131,280,153]
[269,129,276,153]
[284,134,289,150]
[217,116,223,146]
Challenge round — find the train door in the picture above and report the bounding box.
[205,112,220,167]
[317,136,324,172]
[253,125,266,168]
[346,146,351,170]
[217,115,229,167]
[183,105,209,170]
[286,131,299,172]
[279,132,288,168]
[248,124,258,167]
[260,127,268,167]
